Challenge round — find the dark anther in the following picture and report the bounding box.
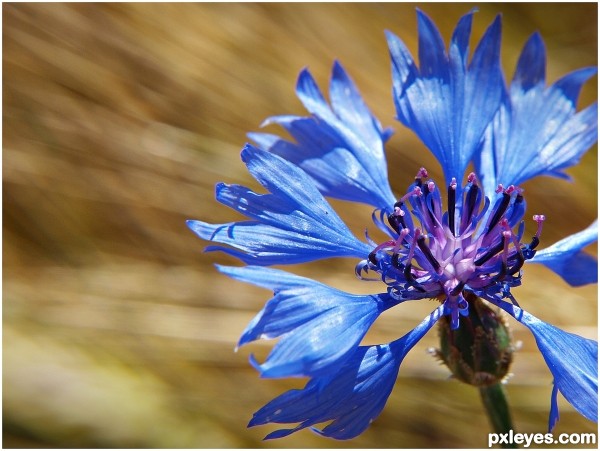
[417,236,441,271]
[507,252,525,276]
[423,186,437,225]
[387,201,407,233]
[387,213,406,234]
[448,184,456,236]
[368,251,378,266]
[422,182,431,196]
[493,261,507,282]
[450,281,466,296]
[521,235,540,260]
[474,240,504,266]
[465,184,479,222]
[529,235,540,250]
[391,252,403,269]
[403,263,426,292]
[486,192,511,235]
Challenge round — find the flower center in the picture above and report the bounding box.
[357,168,545,329]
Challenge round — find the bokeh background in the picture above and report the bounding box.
[3,2,598,448]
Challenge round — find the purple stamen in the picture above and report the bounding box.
[448,178,457,236]
[531,214,545,248]
[417,235,441,272]
[523,214,546,258]
[486,192,511,235]
[364,168,544,328]
[464,173,479,220]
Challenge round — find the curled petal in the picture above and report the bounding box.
[249,305,444,439]
[250,61,395,209]
[531,220,598,286]
[492,298,598,430]
[187,145,371,265]
[218,265,398,378]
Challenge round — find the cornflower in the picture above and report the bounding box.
[188,9,598,440]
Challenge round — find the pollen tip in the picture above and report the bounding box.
[417,167,428,178]
[467,172,477,183]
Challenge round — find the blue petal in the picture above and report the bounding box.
[512,32,546,91]
[249,305,444,439]
[475,96,510,197]
[329,61,392,152]
[554,67,599,106]
[448,10,473,90]
[449,10,473,66]
[187,145,371,265]
[249,62,396,209]
[295,65,331,118]
[549,384,560,433]
[526,320,598,429]
[416,9,449,80]
[475,32,598,192]
[531,220,598,286]
[491,298,598,429]
[387,11,504,186]
[217,265,398,378]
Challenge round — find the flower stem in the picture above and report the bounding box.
[479,383,517,448]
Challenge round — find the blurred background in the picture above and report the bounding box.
[3,2,597,448]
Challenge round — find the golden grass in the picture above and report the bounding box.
[3,3,597,448]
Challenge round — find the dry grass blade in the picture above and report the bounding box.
[3,3,597,448]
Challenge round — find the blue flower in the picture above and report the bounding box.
[188,9,598,439]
